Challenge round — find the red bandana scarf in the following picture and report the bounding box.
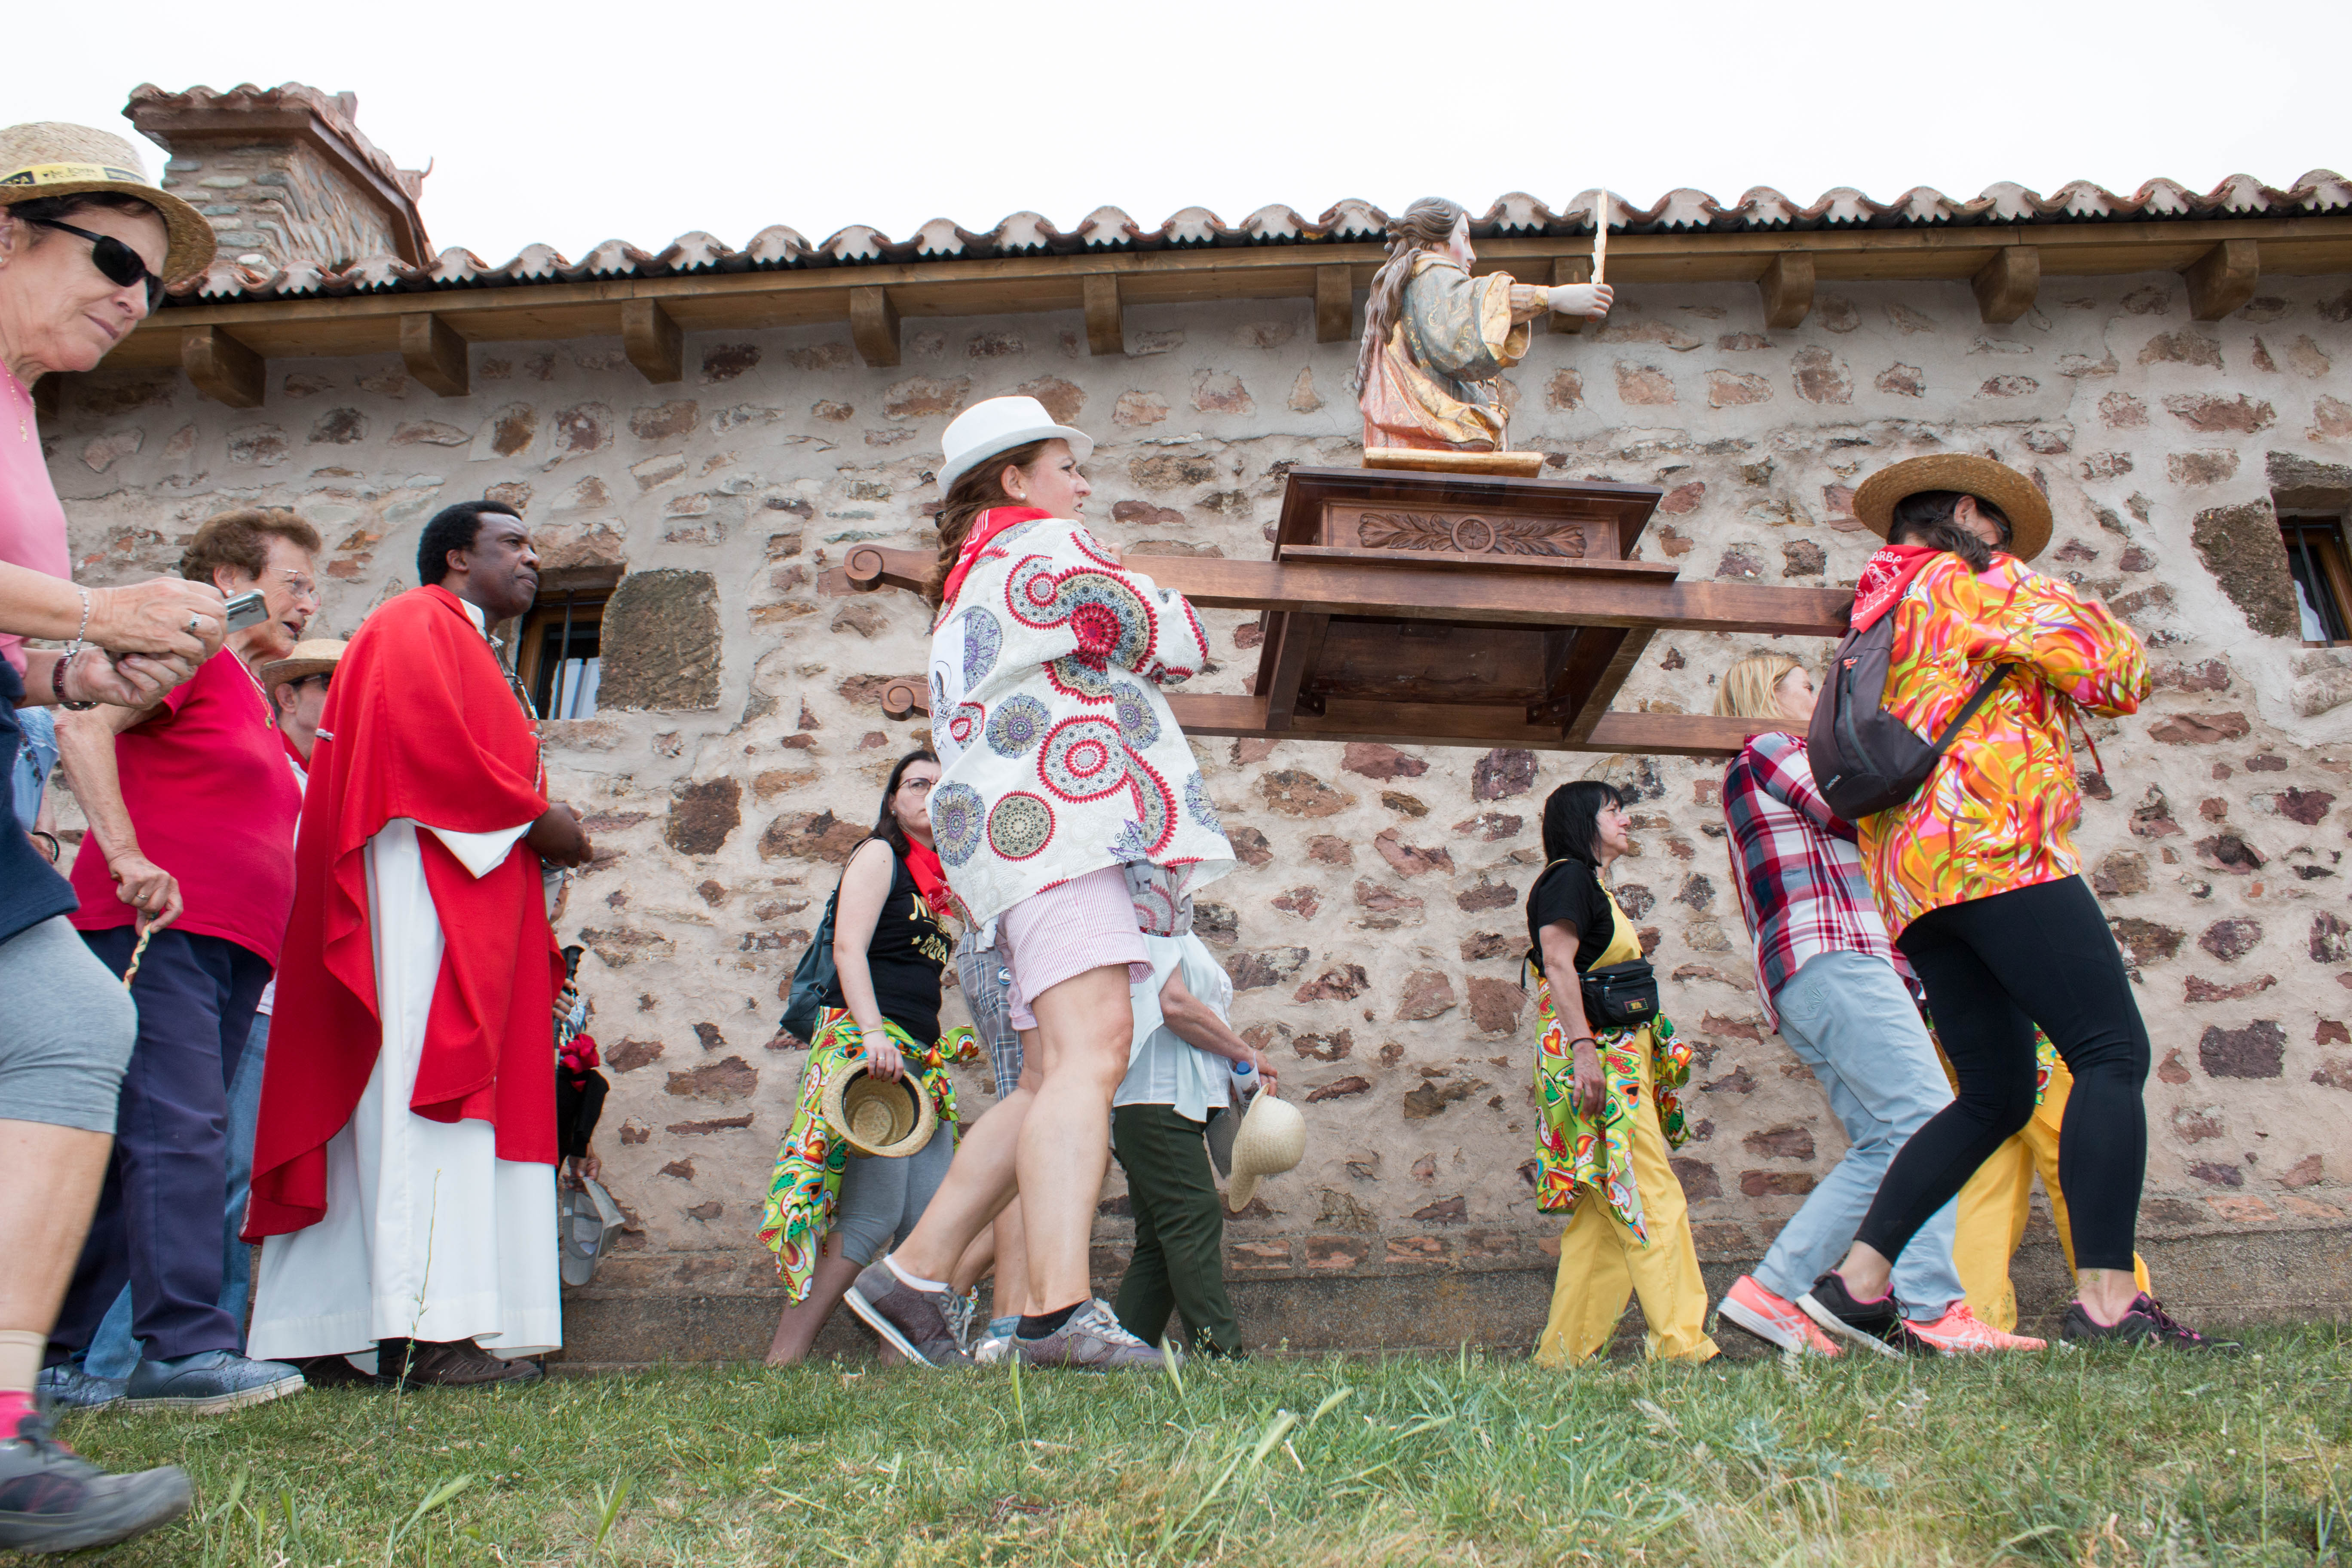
[1850,544,1936,632]
[902,840,952,916]
[937,506,1054,616]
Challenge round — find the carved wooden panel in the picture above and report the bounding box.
[1352,509,1588,559]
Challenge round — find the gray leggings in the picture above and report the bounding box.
[0,915,139,1133]
[830,1131,953,1266]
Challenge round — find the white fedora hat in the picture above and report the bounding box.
[1223,1089,1306,1213]
[936,395,1093,496]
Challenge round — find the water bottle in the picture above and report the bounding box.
[1230,1056,1258,1097]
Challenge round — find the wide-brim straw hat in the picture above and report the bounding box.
[1852,454,2054,564]
[1223,1089,1305,1213]
[821,1060,937,1158]
[257,637,348,689]
[0,122,215,284]
[936,395,1093,496]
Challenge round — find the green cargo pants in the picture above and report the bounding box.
[1110,1103,1244,1357]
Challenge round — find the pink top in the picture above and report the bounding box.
[0,368,70,674]
[68,647,304,965]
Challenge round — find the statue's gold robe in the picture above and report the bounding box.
[1359,252,1531,450]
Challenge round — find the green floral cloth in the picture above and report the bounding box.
[756,1009,977,1304]
[1531,971,1690,1243]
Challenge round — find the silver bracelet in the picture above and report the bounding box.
[63,584,90,661]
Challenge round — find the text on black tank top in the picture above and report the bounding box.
[820,843,950,1043]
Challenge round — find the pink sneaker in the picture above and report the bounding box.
[1901,1303,2048,1354]
[1717,1275,1842,1358]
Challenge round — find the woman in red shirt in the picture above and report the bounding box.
[49,508,319,1412]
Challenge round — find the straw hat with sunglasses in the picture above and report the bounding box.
[0,122,214,365]
[0,122,227,717]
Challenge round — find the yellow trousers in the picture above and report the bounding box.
[1535,1045,1718,1365]
[1952,1060,2153,1332]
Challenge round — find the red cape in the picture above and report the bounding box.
[245,584,562,1239]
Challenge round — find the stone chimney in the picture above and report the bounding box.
[125,83,431,273]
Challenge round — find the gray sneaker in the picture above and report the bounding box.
[0,1411,192,1554]
[843,1262,973,1368]
[120,1351,306,1415]
[1014,1299,1164,1371]
[36,1362,126,1411]
[944,1288,980,1353]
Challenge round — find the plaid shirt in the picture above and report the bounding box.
[1721,731,1903,1029]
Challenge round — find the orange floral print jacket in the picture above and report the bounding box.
[1857,551,2150,936]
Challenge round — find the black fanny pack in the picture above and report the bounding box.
[1580,959,1660,1029]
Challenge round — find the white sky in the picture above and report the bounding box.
[18,0,2346,266]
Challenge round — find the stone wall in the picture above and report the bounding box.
[40,267,2352,1354]
[153,137,409,272]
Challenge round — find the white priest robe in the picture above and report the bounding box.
[247,597,559,1364]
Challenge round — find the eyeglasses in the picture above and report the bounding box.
[30,219,164,309]
[897,777,938,796]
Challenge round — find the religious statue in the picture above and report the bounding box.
[1357,196,1613,454]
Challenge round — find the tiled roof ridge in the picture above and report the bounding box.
[128,81,429,202]
[172,170,2350,304]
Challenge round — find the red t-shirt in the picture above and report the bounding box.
[69,647,303,965]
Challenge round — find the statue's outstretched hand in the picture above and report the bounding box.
[1547,282,1614,320]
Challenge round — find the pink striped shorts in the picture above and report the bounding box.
[997,866,1150,1032]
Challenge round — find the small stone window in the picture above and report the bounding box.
[2282,517,2352,646]
[516,591,606,719]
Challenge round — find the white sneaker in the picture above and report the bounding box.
[971,1315,1020,1365]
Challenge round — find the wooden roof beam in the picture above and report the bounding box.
[622,299,683,383]
[399,312,469,397]
[181,326,263,408]
[1971,245,2040,324]
[2184,238,2261,320]
[1081,273,1123,355]
[107,214,2351,377]
[850,285,901,368]
[1314,264,1354,343]
[1549,257,1591,334]
[1758,252,1814,329]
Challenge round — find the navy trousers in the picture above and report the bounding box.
[49,926,269,1363]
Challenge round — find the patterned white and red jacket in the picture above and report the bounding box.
[926,514,1233,931]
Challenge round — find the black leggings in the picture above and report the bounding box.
[1855,876,2151,1274]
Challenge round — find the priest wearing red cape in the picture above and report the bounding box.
[244,501,591,1387]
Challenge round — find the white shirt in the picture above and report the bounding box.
[1115,931,1237,1121]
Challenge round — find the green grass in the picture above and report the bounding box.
[54,1326,2352,1566]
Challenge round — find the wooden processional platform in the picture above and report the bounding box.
[839,466,1853,757]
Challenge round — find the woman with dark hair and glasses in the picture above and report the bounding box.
[760,749,979,1363]
[1523,780,1714,1364]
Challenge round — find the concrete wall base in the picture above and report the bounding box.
[551,1224,2351,1368]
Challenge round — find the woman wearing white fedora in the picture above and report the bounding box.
[846,395,1234,1371]
[0,119,235,1553]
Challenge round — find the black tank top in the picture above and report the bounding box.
[820,842,950,1043]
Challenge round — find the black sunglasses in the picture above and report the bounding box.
[28,219,164,309]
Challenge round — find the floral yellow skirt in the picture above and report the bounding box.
[1531,971,1690,1244]
[755,1010,977,1305]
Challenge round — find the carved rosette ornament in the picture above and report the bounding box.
[1356,511,1586,558]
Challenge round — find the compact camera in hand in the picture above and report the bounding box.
[222,591,269,633]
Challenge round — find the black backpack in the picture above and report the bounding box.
[1807,613,2014,821]
[777,885,841,1045]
